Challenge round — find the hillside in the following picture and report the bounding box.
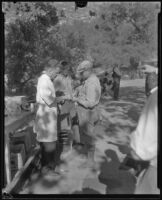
[54,2,105,23]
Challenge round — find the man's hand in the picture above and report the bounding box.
[72,96,78,102]
[139,64,158,74]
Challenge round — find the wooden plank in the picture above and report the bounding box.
[4,112,35,186]
[2,146,40,195]
[5,132,11,185]
[5,112,35,133]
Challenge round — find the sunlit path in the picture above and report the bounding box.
[18,79,145,194]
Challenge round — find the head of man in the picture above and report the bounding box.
[76,60,93,81]
[44,66,60,81]
[60,61,71,77]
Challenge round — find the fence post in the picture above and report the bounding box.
[5,131,11,184]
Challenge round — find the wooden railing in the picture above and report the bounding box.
[3,112,37,194]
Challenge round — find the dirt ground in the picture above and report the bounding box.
[20,79,146,194]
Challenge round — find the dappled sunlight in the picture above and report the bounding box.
[98,83,146,144]
[70,82,144,194]
[19,81,146,194]
[4,0,158,195]
[89,83,145,194]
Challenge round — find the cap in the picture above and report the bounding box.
[77,60,93,73]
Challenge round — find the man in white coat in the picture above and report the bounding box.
[34,65,70,174]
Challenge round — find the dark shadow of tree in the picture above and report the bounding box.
[107,141,131,154]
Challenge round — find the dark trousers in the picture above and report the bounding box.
[39,141,57,169]
[58,101,81,144]
[145,73,157,97]
[113,78,120,100]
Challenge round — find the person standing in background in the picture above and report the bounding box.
[145,63,158,97]
[112,64,121,100]
[102,71,114,97]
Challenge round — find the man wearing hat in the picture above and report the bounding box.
[112,63,121,100]
[72,60,101,168]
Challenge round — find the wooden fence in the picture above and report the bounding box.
[3,112,40,195]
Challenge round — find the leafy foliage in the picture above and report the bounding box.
[93,2,159,67]
[4,2,159,94]
[4,3,80,94]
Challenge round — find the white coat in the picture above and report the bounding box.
[130,87,158,167]
[34,73,57,142]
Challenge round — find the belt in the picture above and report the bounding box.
[77,103,99,110]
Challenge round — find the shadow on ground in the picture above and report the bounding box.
[98,86,145,143]
[98,149,136,194]
[20,83,146,194]
[92,85,145,194]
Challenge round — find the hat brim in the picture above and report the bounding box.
[77,66,92,73]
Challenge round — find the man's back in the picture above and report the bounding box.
[77,74,101,108]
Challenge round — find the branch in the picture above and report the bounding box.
[20,76,32,86]
[127,17,141,32]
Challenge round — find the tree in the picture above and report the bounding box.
[4,2,87,94]
[4,2,59,93]
[90,2,159,70]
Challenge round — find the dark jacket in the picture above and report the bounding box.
[145,72,157,97]
[112,66,121,78]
